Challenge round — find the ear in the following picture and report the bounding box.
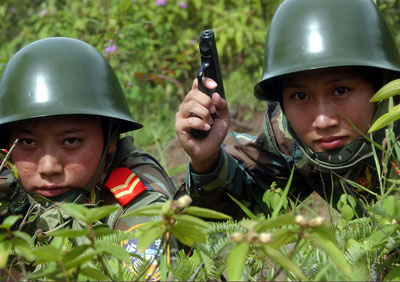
[107,138,118,155]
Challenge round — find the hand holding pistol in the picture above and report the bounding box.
[191,29,225,139]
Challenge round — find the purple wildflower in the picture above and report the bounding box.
[9,7,16,14]
[155,0,167,6]
[39,9,47,17]
[105,39,117,54]
[178,1,187,9]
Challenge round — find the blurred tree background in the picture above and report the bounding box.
[1,0,399,180]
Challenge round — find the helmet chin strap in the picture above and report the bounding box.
[298,137,373,173]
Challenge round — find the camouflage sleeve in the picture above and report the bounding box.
[104,138,178,280]
[186,102,298,218]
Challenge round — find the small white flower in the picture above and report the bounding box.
[295,215,308,226]
[176,195,192,208]
[259,232,273,243]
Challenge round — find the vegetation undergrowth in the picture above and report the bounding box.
[1,0,400,281]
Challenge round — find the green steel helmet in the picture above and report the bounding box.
[0,37,142,133]
[254,0,400,101]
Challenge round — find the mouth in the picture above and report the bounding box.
[36,186,72,197]
[315,136,347,151]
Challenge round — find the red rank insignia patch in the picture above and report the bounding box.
[104,167,146,206]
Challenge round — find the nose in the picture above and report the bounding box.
[312,101,339,130]
[38,153,63,176]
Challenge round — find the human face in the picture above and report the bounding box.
[9,116,105,197]
[282,67,376,152]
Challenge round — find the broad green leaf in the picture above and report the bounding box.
[57,203,88,222]
[86,205,121,224]
[172,223,207,246]
[263,244,308,281]
[1,215,21,229]
[338,204,354,222]
[173,222,207,244]
[384,266,400,281]
[171,226,195,246]
[369,105,400,132]
[80,266,109,281]
[32,245,62,262]
[14,242,35,262]
[308,227,352,279]
[183,206,232,220]
[65,249,103,268]
[0,240,11,268]
[134,221,164,238]
[121,203,164,218]
[12,231,34,245]
[62,245,90,263]
[254,213,296,232]
[46,228,90,238]
[94,241,131,262]
[227,242,249,281]
[137,226,166,252]
[50,236,65,249]
[381,195,400,219]
[174,214,211,230]
[370,79,400,102]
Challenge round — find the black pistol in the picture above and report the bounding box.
[191,29,225,139]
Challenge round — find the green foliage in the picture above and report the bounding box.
[1,187,399,281]
[1,1,400,281]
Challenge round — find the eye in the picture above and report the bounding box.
[19,138,36,146]
[63,138,81,146]
[293,92,308,101]
[334,87,349,96]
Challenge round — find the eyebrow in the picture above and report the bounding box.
[12,128,88,135]
[284,74,356,89]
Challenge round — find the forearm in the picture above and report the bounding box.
[186,147,258,217]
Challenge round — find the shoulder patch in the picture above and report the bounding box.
[104,167,146,206]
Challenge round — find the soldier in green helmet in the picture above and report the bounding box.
[175,0,400,219]
[0,37,177,277]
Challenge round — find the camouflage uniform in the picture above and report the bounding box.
[3,136,177,277]
[0,37,177,279]
[186,102,399,220]
[183,0,400,220]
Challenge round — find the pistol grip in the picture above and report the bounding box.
[190,112,216,139]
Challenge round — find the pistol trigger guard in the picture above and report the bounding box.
[197,62,210,95]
